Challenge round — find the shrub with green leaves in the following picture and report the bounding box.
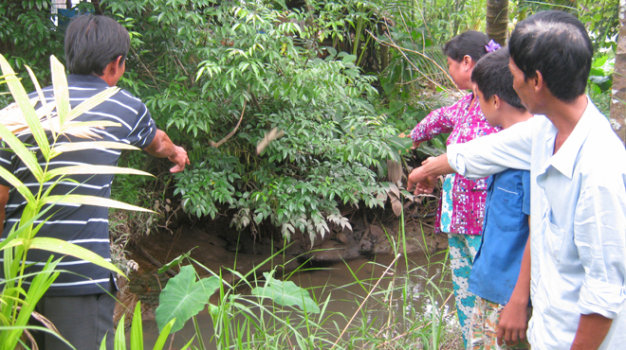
[104,0,402,242]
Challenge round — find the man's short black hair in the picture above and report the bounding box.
[509,10,593,102]
[65,15,130,75]
[472,48,525,111]
[443,31,490,63]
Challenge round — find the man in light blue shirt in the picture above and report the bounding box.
[409,11,625,349]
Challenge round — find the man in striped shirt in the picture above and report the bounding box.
[0,15,189,349]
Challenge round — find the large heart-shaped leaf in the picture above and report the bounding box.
[252,272,320,313]
[155,265,220,332]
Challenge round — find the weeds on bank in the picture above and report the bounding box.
[114,209,458,349]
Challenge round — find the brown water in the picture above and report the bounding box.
[136,252,457,349]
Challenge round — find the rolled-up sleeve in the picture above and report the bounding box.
[448,117,535,179]
[575,175,626,319]
[410,105,456,143]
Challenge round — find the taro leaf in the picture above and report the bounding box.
[155,265,220,332]
[251,272,320,313]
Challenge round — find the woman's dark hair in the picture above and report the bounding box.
[471,48,525,111]
[64,15,130,75]
[508,10,592,102]
[443,31,490,63]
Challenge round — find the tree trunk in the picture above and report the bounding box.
[610,0,626,144]
[486,0,509,45]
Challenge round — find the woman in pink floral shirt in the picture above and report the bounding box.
[410,31,499,346]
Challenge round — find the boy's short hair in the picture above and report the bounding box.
[65,15,130,76]
[472,48,525,111]
[508,10,592,102]
[444,31,490,63]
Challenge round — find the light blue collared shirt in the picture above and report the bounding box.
[447,99,626,349]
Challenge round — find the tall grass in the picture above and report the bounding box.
[143,208,459,350]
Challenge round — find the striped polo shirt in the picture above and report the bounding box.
[0,74,157,296]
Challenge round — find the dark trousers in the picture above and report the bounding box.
[33,292,115,350]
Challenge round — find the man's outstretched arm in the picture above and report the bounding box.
[407,154,454,195]
[144,129,190,173]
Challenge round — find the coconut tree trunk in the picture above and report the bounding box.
[486,0,509,45]
[610,0,626,144]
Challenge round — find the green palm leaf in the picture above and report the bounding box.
[0,164,34,204]
[0,55,50,158]
[1,237,124,277]
[130,302,143,350]
[29,237,125,276]
[66,87,120,124]
[25,65,49,123]
[45,165,153,181]
[53,141,140,154]
[0,122,44,183]
[44,194,155,213]
[50,56,71,128]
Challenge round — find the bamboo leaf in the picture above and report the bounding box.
[0,122,44,183]
[0,54,50,158]
[25,65,51,129]
[3,258,63,349]
[99,337,107,350]
[0,164,35,204]
[29,237,126,277]
[180,338,195,350]
[114,314,126,350]
[53,141,140,154]
[66,87,120,123]
[0,237,27,251]
[50,56,70,127]
[44,195,155,213]
[130,302,144,350]
[60,120,121,130]
[152,318,175,350]
[44,120,121,140]
[46,165,153,180]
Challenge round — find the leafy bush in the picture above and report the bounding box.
[104,0,402,242]
[588,50,614,116]
[0,0,64,91]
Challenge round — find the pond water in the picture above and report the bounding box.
[134,251,460,349]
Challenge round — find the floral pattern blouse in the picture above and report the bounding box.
[410,93,499,235]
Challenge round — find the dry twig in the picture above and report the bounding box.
[209,101,247,148]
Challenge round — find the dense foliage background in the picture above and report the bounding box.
[0,0,620,243]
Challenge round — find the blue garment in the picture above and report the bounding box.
[448,99,626,349]
[468,169,530,305]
